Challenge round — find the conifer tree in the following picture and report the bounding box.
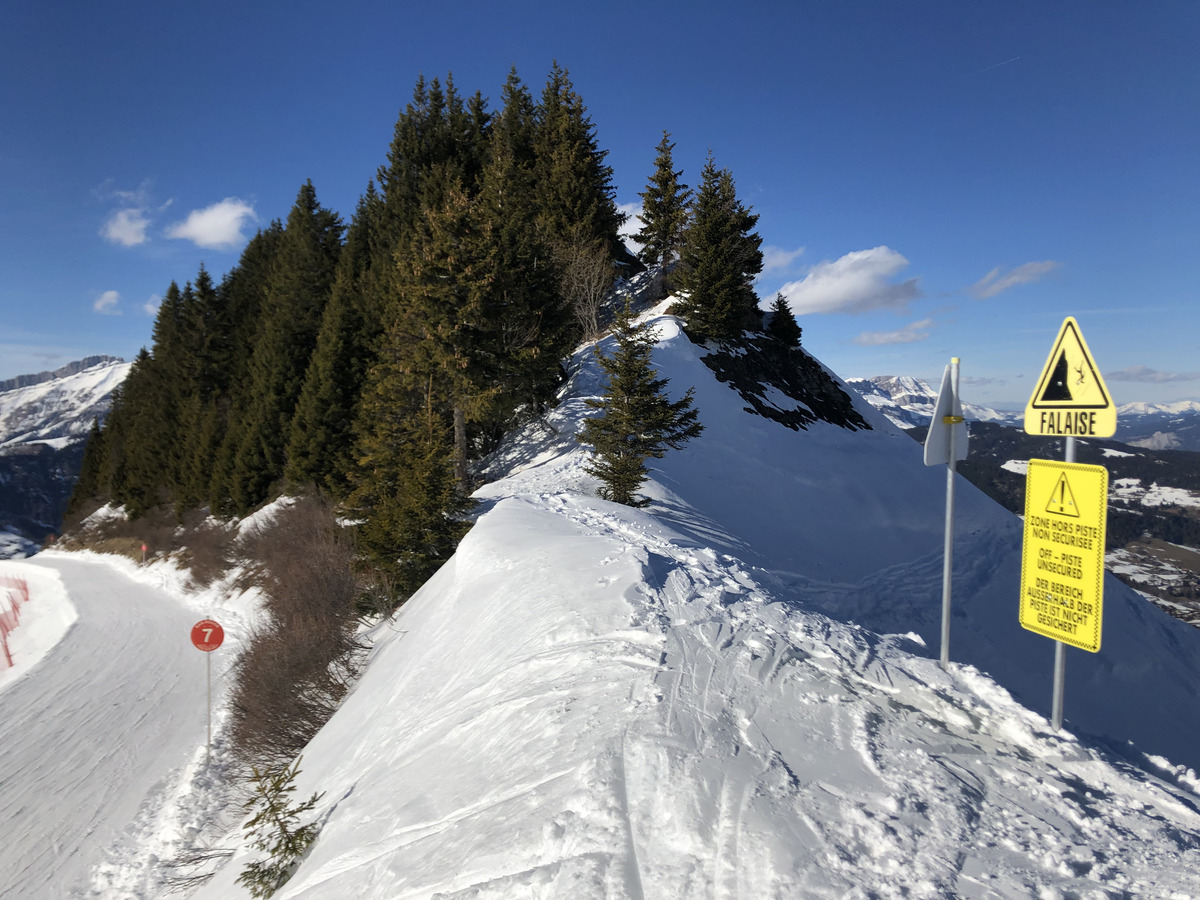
[766,293,802,348]
[286,191,381,495]
[351,374,473,603]
[67,417,107,514]
[578,302,703,506]
[229,181,343,512]
[212,222,286,514]
[635,131,692,272]
[675,155,764,343]
[533,62,625,257]
[236,757,324,898]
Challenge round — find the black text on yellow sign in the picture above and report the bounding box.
[1024,317,1116,438]
[1019,459,1108,652]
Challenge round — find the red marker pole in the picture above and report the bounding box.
[191,620,225,765]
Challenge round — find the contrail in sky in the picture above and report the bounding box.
[969,56,1022,76]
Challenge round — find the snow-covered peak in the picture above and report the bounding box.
[0,357,130,449]
[1119,399,1200,416]
[846,374,1022,430]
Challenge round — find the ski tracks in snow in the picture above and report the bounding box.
[538,490,1200,898]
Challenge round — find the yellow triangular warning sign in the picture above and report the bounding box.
[1024,317,1117,437]
[1045,471,1080,517]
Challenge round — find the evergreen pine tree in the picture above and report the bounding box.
[635,131,692,272]
[286,191,381,496]
[229,181,343,512]
[766,293,802,348]
[533,62,625,258]
[351,374,473,603]
[66,417,107,515]
[212,222,286,514]
[236,757,324,898]
[578,302,703,506]
[675,154,764,343]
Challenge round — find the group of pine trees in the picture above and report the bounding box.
[70,64,798,602]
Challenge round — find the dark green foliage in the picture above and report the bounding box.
[635,131,692,271]
[766,293,802,348]
[228,182,344,513]
[236,757,323,898]
[67,417,107,515]
[351,379,473,603]
[578,302,703,506]
[675,155,764,343]
[286,192,383,496]
[534,62,625,258]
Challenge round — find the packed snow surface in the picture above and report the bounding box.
[6,309,1200,897]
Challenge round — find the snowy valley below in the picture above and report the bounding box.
[4,311,1200,897]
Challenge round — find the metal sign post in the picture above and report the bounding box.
[924,358,969,670]
[191,619,225,765]
[1022,317,1114,731]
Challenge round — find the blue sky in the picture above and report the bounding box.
[2,1,1197,409]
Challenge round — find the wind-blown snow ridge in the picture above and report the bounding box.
[192,306,1200,898]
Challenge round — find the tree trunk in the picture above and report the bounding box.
[453,405,469,490]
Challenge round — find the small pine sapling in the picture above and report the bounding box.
[236,757,325,898]
[578,301,703,506]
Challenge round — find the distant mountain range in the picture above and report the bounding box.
[848,375,1200,451]
[847,376,1200,616]
[0,356,130,557]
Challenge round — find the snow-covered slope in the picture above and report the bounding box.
[187,309,1200,898]
[847,375,1021,430]
[0,356,129,449]
[0,356,130,556]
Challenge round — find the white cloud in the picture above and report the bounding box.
[1106,366,1200,383]
[970,261,1059,299]
[94,290,121,315]
[143,294,162,316]
[761,245,805,273]
[851,318,933,346]
[617,202,644,252]
[100,207,151,246]
[779,246,920,315]
[166,198,257,250]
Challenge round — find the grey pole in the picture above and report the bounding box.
[939,358,961,670]
[1050,435,1077,731]
[206,650,212,766]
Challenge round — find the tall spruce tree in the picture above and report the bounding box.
[228,181,343,513]
[635,131,692,272]
[578,301,703,506]
[533,63,625,258]
[286,190,382,496]
[351,371,473,603]
[675,155,764,343]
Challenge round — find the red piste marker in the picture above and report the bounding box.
[191,619,224,652]
[191,619,224,765]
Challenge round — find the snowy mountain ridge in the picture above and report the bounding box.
[846,374,1022,430]
[850,374,1200,451]
[0,356,129,449]
[0,356,130,558]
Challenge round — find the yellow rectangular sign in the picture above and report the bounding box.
[1019,459,1108,652]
